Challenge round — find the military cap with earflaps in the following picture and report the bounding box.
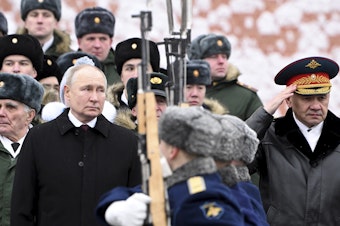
[0,34,43,74]
[0,12,8,35]
[75,7,115,38]
[158,106,222,156]
[36,55,63,84]
[115,37,160,75]
[0,73,44,112]
[56,52,102,76]
[188,33,231,60]
[187,59,211,85]
[21,0,62,21]
[126,72,168,109]
[210,114,259,164]
[275,56,339,95]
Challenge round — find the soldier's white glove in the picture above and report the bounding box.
[104,193,151,226]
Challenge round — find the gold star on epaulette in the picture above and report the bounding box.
[200,202,224,219]
[305,59,321,69]
[150,76,162,84]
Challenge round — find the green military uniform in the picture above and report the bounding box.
[0,143,16,226]
[100,48,120,85]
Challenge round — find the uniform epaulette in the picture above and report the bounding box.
[236,80,258,92]
[187,176,207,194]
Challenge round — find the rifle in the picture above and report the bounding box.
[132,10,169,226]
[162,0,192,106]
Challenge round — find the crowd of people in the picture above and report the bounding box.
[0,1,339,226]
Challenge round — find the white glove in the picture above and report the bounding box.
[104,193,151,226]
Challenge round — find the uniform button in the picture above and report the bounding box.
[78,161,84,167]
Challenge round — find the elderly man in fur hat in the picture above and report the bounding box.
[96,106,246,226]
[0,73,44,226]
[0,34,43,78]
[18,0,73,60]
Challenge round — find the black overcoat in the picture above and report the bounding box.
[11,109,141,226]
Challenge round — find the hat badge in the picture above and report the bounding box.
[38,0,44,3]
[217,39,223,47]
[131,43,138,50]
[47,59,52,66]
[150,76,162,84]
[94,17,101,24]
[72,59,77,65]
[0,81,4,88]
[193,69,200,77]
[11,38,18,44]
[305,59,321,69]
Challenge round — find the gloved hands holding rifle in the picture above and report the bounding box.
[104,193,151,226]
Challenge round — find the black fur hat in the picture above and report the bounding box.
[0,12,8,35]
[21,0,62,21]
[56,51,102,76]
[126,72,168,109]
[115,37,160,75]
[0,72,44,112]
[186,59,211,85]
[189,34,231,60]
[0,34,43,74]
[36,55,63,83]
[75,7,115,38]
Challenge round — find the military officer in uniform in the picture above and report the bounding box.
[188,33,263,121]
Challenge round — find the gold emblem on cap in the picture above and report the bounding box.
[38,0,44,3]
[0,81,4,88]
[131,43,138,50]
[217,39,223,47]
[150,76,162,84]
[193,69,200,77]
[11,38,18,44]
[47,59,52,66]
[72,59,77,65]
[94,17,101,24]
[305,59,321,69]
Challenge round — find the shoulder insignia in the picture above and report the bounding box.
[187,176,206,194]
[236,81,258,92]
[200,202,225,219]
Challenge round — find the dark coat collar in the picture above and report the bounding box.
[56,108,110,137]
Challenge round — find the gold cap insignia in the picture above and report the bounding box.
[187,176,206,194]
[217,39,223,47]
[0,81,4,88]
[193,69,199,77]
[200,202,224,218]
[38,0,44,3]
[131,43,138,50]
[12,38,18,44]
[150,76,162,84]
[47,59,52,66]
[94,17,101,24]
[72,59,77,65]
[305,59,321,69]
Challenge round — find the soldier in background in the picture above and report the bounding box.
[0,34,43,78]
[0,12,8,37]
[18,0,73,60]
[188,33,263,121]
[75,7,119,85]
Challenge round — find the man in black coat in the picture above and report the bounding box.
[10,62,141,226]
